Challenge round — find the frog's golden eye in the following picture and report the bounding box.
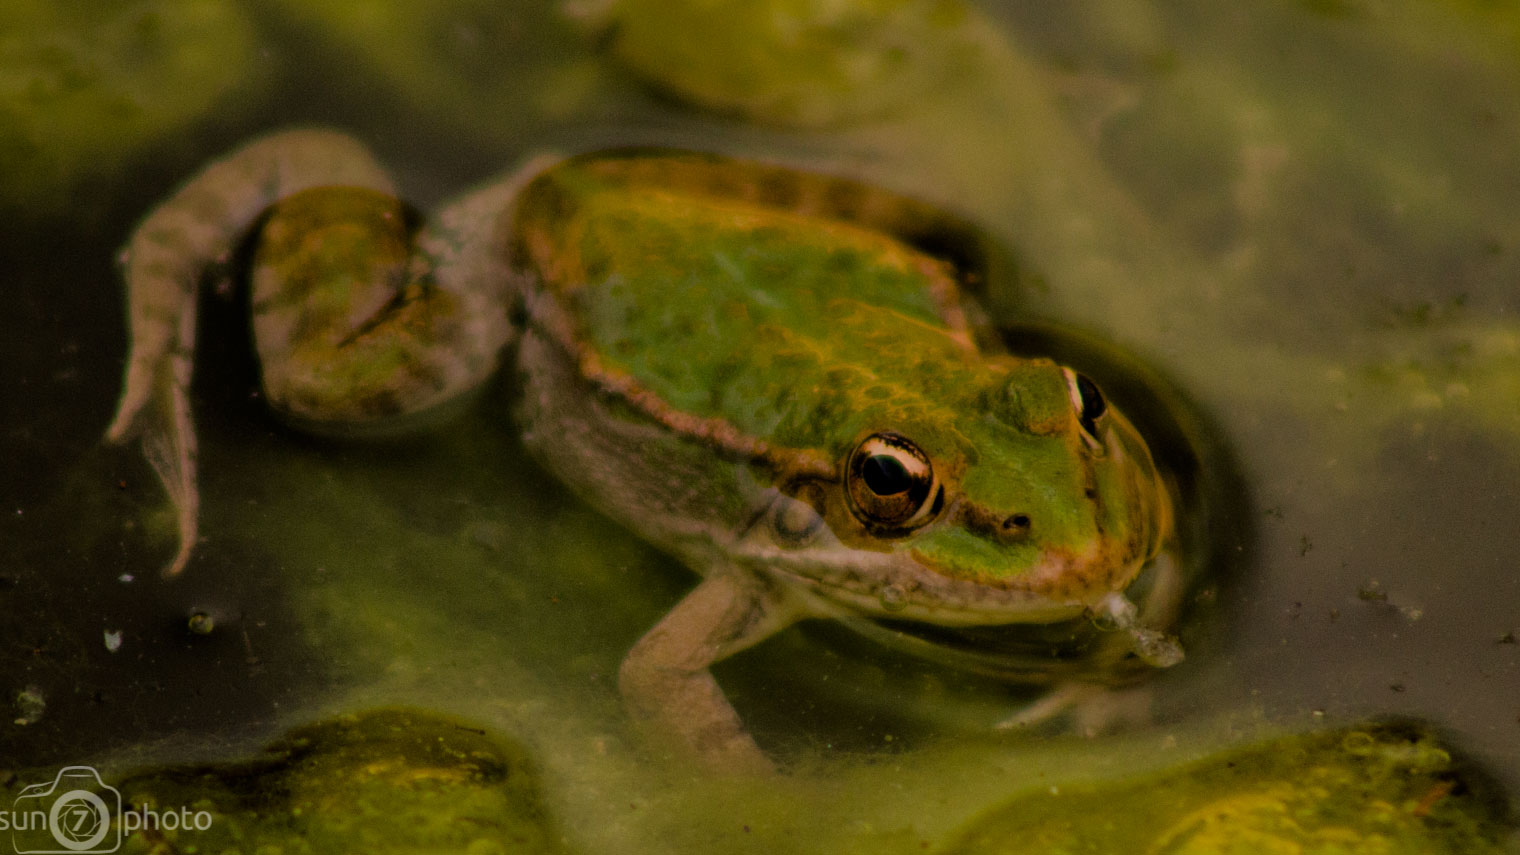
[1063,368,1107,444]
[845,432,942,533]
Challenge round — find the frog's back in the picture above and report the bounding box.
[509,151,997,453]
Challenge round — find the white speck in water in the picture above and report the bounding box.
[104,630,123,652]
[118,573,135,583]
[1357,579,1387,602]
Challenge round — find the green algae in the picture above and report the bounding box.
[587,0,985,127]
[259,0,604,148]
[2,709,566,855]
[941,723,1509,855]
[0,0,265,214]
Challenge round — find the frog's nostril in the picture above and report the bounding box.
[1002,514,1032,537]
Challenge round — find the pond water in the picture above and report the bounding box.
[2,0,1517,852]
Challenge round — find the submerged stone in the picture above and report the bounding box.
[0,0,263,213]
[4,709,566,855]
[942,722,1510,855]
[586,0,988,127]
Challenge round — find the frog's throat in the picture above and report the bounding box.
[520,289,837,482]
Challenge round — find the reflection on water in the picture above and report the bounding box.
[2,0,1517,852]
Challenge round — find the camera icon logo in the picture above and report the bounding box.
[11,766,121,854]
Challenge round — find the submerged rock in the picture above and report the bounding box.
[581,0,990,127]
[0,0,264,213]
[4,709,567,855]
[942,722,1510,855]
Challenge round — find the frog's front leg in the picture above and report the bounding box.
[619,570,801,775]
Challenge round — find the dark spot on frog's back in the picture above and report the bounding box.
[688,161,745,200]
[580,251,611,285]
[824,179,869,219]
[519,171,577,229]
[352,386,406,419]
[754,171,803,209]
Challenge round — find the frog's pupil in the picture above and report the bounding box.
[862,454,911,496]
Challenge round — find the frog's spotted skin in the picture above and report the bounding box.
[109,131,1182,773]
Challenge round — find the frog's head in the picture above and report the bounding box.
[772,356,1173,628]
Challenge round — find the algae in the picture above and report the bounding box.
[0,0,265,214]
[943,723,1508,854]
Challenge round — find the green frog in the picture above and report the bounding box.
[107,129,1184,773]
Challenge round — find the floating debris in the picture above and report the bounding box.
[1358,579,1388,602]
[13,685,45,726]
[187,611,215,635]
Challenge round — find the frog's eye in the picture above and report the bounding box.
[1063,368,1107,444]
[845,432,942,532]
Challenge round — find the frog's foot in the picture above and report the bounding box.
[618,572,799,776]
[994,682,1155,737]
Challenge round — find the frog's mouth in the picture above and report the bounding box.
[833,552,1184,682]
[849,613,1128,684]
[770,539,1133,628]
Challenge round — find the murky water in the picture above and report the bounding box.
[2,1,1517,852]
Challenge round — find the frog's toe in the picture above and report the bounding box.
[994,682,1090,731]
[105,363,158,445]
[995,682,1155,736]
[1069,685,1155,737]
[111,367,201,577]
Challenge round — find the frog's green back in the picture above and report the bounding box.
[514,154,998,453]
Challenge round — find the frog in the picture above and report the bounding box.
[106,128,1186,773]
